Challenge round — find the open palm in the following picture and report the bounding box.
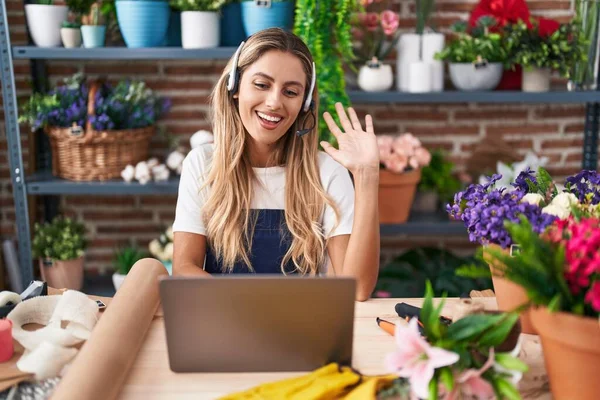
[320,102,380,174]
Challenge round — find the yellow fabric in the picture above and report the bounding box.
[218,363,397,400]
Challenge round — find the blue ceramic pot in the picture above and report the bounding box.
[221,2,246,46]
[81,25,106,48]
[241,0,295,36]
[116,0,170,48]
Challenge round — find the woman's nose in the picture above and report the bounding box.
[265,90,282,110]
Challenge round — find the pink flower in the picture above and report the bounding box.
[364,12,380,32]
[351,27,364,40]
[414,147,432,167]
[374,290,392,298]
[380,10,400,36]
[445,349,496,400]
[585,282,600,311]
[386,318,460,399]
[385,152,408,173]
[392,137,415,158]
[360,0,374,5]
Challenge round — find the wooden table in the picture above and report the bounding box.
[119,298,551,399]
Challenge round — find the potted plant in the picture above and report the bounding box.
[148,226,174,275]
[170,0,226,49]
[412,149,461,214]
[19,73,171,181]
[381,282,526,399]
[81,2,106,48]
[25,0,68,48]
[116,0,170,48]
[112,246,146,291]
[377,133,431,224]
[435,17,507,91]
[241,0,295,37]
[32,216,88,290]
[396,0,442,92]
[350,1,400,92]
[503,19,588,92]
[485,214,600,400]
[60,20,82,48]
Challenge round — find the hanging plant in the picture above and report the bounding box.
[294,0,358,145]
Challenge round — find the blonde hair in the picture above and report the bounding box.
[204,28,339,274]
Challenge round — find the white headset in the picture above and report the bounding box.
[227,40,317,113]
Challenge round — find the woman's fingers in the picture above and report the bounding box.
[334,102,354,134]
[365,114,374,135]
[323,112,343,139]
[320,141,340,161]
[347,107,363,132]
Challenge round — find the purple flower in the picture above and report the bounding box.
[512,167,537,193]
[565,170,600,204]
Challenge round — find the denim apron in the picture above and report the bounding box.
[204,209,296,274]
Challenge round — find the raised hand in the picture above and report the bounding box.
[320,102,379,175]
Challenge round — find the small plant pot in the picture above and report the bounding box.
[112,272,126,291]
[449,62,503,91]
[181,11,220,49]
[379,169,421,224]
[24,4,68,47]
[358,63,393,92]
[39,256,84,290]
[116,0,170,48]
[60,27,82,48]
[241,0,295,36]
[522,67,551,92]
[530,307,600,400]
[483,244,535,334]
[81,25,106,48]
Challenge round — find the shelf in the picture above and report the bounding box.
[26,172,179,195]
[12,46,238,60]
[347,90,600,103]
[380,212,465,236]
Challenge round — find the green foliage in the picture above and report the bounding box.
[486,217,597,316]
[65,0,96,16]
[415,0,435,35]
[418,149,462,204]
[62,21,82,29]
[31,0,54,4]
[32,217,88,262]
[169,0,226,12]
[113,246,147,275]
[374,247,492,298]
[503,19,588,78]
[435,16,507,64]
[294,0,358,145]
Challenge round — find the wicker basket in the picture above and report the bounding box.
[45,80,155,181]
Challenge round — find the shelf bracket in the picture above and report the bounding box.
[0,0,34,288]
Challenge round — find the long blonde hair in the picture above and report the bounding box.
[204,28,339,274]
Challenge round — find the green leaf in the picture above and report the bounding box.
[456,264,492,279]
[495,353,529,373]
[478,313,520,347]
[548,294,562,312]
[439,367,455,392]
[446,314,505,342]
[428,375,439,400]
[496,377,522,400]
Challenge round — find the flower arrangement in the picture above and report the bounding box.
[478,151,549,192]
[32,216,87,261]
[169,0,226,12]
[351,0,400,66]
[381,283,526,399]
[435,17,508,64]
[149,226,174,262]
[377,133,431,174]
[19,73,171,132]
[502,19,588,78]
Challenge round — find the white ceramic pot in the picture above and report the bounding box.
[181,11,220,49]
[358,63,393,92]
[112,272,127,291]
[449,62,503,91]
[60,27,82,48]
[25,4,68,47]
[396,33,421,91]
[522,68,551,92]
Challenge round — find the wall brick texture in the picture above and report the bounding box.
[0,0,590,274]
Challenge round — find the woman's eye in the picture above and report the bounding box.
[254,83,268,89]
[285,90,298,97]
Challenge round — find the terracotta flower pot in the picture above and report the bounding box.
[483,245,535,334]
[39,256,84,290]
[378,169,421,224]
[530,307,600,400]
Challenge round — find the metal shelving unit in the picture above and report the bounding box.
[2,2,600,289]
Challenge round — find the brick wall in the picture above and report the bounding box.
[0,0,588,275]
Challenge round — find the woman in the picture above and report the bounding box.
[172,28,380,301]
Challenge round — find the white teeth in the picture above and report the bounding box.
[257,112,282,123]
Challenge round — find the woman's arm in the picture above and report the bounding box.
[321,103,380,301]
[173,232,211,277]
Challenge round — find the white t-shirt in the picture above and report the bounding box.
[173,144,355,240]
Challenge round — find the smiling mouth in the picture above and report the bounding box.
[256,111,284,129]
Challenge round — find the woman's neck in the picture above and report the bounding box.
[247,139,283,168]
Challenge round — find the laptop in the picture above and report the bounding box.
[160,276,356,373]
